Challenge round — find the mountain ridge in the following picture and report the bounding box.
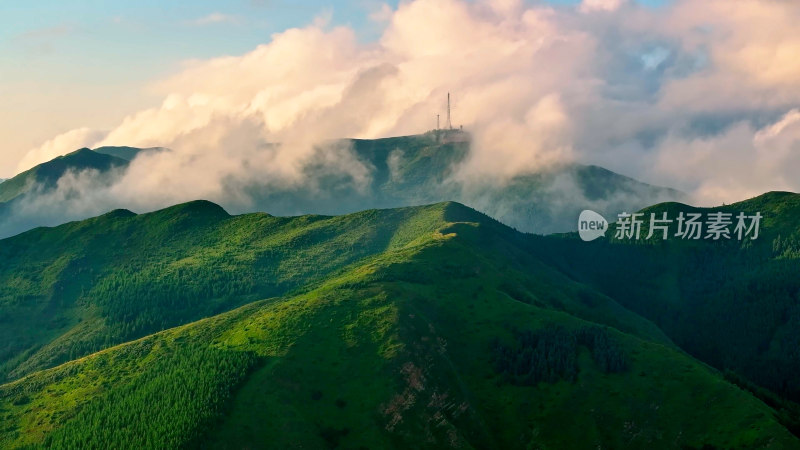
[0,148,128,204]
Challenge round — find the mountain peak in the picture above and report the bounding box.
[0,148,129,204]
[64,147,94,157]
[53,147,102,163]
[439,200,491,224]
[93,146,167,161]
[102,208,137,219]
[731,190,798,206]
[148,200,231,222]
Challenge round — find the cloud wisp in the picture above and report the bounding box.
[189,13,241,26]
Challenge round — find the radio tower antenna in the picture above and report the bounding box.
[446,92,453,130]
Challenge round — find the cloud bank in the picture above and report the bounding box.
[11,0,800,224]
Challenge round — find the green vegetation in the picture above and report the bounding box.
[0,200,449,381]
[534,191,800,403]
[489,325,629,386]
[0,198,798,448]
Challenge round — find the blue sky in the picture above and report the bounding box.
[1,0,668,86]
[2,1,391,85]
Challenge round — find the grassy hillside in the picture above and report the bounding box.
[0,201,795,449]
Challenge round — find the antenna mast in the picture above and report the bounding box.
[446,92,453,130]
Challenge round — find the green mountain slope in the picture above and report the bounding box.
[0,200,479,381]
[0,148,127,204]
[533,191,800,416]
[0,201,795,449]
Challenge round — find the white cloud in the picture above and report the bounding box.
[648,109,800,205]
[368,3,394,23]
[190,12,239,26]
[579,0,626,13]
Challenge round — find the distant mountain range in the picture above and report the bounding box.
[0,148,126,204]
[1,193,798,448]
[0,146,165,204]
[0,134,682,238]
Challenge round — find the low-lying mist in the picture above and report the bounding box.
[0,134,682,238]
